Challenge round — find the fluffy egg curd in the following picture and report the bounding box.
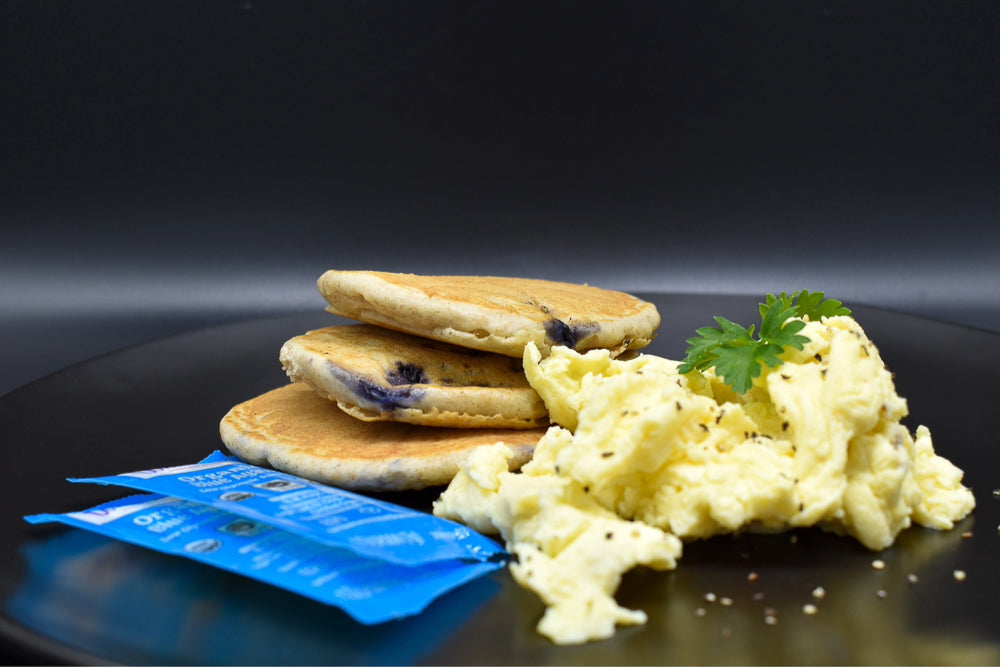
[432,314,975,645]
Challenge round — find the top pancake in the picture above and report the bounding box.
[317,270,660,357]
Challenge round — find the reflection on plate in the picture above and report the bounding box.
[8,529,500,666]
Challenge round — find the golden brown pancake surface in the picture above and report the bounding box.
[280,324,547,428]
[220,383,543,491]
[317,270,660,358]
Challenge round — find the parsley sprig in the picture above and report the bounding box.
[678,290,851,394]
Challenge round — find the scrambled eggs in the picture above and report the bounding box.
[433,315,975,644]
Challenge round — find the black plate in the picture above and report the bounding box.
[2,294,999,665]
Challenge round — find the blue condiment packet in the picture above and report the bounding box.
[67,451,502,566]
[24,492,503,625]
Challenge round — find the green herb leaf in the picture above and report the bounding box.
[679,290,850,394]
[760,290,851,321]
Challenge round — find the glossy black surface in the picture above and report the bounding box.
[1,295,998,665]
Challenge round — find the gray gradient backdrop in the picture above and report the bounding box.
[3,1,998,397]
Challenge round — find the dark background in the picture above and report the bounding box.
[2,0,998,396]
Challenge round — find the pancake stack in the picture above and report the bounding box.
[220,270,660,492]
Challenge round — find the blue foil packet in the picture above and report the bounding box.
[67,451,502,565]
[24,492,503,625]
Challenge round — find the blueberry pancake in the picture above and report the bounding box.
[280,324,548,429]
[316,270,660,358]
[220,383,542,491]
